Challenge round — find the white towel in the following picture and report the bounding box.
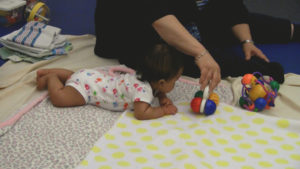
[5,21,63,50]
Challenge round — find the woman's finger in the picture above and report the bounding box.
[245,50,252,60]
[257,50,269,62]
[209,70,221,93]
[201,70,212,91]
[199,68,208,90]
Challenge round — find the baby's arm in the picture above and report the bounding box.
[134,101,177,120]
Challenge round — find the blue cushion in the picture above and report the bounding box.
[231,43,300,74]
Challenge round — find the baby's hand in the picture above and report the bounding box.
[163,104,178,115]
[159,97,173,106]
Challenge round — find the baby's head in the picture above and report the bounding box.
[138,43,184,93]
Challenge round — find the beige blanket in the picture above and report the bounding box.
[0,35,119,124]
[227,73,300,120]
[0,34,299,125]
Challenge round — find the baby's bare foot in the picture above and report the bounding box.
[36,69,51,78]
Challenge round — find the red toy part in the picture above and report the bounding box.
[190,97,202,113]
[242,73,257,85]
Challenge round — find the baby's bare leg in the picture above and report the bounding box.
[44,73,86,107]
[37,68,74,90]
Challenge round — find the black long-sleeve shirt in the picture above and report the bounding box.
[94,0,249,68]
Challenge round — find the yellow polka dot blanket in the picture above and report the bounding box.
[76,102,300,169]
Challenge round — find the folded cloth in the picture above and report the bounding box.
[0,38,70,58]
[5,21,62,49]
[0,21,70,58]
[0,40,73,63]
[0,43,72,63]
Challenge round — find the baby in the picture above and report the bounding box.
[36,43,184,120]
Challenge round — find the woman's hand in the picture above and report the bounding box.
[195,52,221,92]
[243,42,269,62]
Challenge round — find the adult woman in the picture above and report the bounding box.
[94,0,299,91]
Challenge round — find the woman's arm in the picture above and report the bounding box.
[232,23,269,62]
[134,101,177,120]
[232,23,252,43]
[152,15,206,57]
[152,15,221,92]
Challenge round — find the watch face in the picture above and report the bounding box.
[195,0,210,10]
[195,0,209,3]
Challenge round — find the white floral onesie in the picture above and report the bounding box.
[66,69,154,111]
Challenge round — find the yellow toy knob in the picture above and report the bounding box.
[208,92,219,106]
[249,84,267,101]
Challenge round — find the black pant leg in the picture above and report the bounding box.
[197,12,292,47]
[212,48,285,83]
[195,0,292,46]
[248,13,292,44]
[182,47,284,84]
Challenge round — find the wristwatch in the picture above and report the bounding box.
[241,39,254,44]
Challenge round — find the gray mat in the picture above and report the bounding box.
[0,79,233,169]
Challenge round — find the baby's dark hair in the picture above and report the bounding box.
[137,43,184,83]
